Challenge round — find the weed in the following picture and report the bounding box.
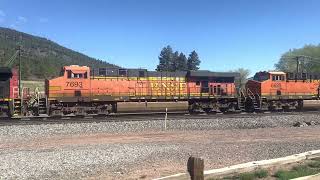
[239,172,255,180]
[275,166,319,180]
[254,169,268,178]
[308,161,320,168]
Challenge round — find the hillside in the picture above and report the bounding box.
[0,27,119,79]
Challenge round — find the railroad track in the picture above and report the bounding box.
[0,109,319,126]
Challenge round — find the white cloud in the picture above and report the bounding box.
[0,10,5,17]
[10,24,17,29]
[0,10,6,24]
[39,17,48,23]
[17,16,27,23]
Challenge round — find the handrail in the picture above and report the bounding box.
[246,88,261,108]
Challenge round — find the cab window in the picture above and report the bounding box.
[272,75,285,81]
[67,70,72,78]
[66,70,88,79]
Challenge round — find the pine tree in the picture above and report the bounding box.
[170,51,179,71]
[156,45,174,71]
[176,52,187,71]
[187,50,201,71]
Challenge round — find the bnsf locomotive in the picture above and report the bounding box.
[1,65,320,118]
[47,65,239,116]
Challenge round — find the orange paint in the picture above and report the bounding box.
[247,71,320,98]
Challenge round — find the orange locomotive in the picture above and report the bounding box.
[245,71,320,111]
[46,65,240,115]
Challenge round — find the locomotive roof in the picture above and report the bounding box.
[0,67,12,74]
[188,70,240,78]
[268,71,286,75]
[93,67,188,77]
[92,66,240,78]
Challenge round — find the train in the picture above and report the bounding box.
[1,65,320,118]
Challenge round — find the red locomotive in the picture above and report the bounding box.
[0,67,19,116]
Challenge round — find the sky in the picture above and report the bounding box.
[1,0,320,74]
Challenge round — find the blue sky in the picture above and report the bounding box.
[1,0,320,74]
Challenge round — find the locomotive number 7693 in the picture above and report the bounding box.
[66,82,83,88]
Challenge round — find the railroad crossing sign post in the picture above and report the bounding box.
[164,108,167,131]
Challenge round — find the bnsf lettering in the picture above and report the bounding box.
[66,82,83,88]
[271,83,281,88]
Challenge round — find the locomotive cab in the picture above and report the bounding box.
[247,71,287,96]
[47,65,91,101]
[252,71,286,82]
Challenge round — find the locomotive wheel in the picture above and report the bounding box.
[296,100,303,111]
[203,108,212,113]
[227,103,236,112]
[188,105,196,114]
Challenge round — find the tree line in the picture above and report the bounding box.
[275,44,320,73]
[156,45,201,72]
[0,27,118,80]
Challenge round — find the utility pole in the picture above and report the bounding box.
[296,56,299,73]
[18,45,22,98]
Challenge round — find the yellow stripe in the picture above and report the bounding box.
[93,76,186,81]
[49,86,61,91]
[0,98,12,101]
[261,93,314,96]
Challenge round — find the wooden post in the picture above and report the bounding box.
[187,156,204,180]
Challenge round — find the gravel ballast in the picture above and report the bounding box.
[0,113,320,179]
[0,113,319,139]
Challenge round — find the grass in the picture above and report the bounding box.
[217,169,268,180]
[308,161,320,168]
[275,162,320,180]
[253,169,268,178]
[208,159,320,180]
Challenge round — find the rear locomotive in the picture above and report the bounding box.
[245,71,320,111]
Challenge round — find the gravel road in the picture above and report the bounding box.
[0,113,320,179]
